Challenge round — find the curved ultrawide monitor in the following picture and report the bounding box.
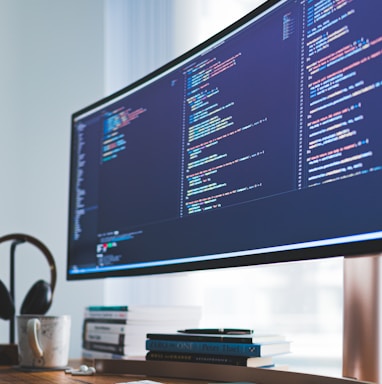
[67,0,382,280]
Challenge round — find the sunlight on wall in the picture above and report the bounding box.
[174,0,265,47]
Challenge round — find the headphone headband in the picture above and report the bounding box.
[0,233,57,293]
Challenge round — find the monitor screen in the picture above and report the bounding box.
[67,0,382,280]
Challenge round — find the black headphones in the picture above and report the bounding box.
[0,233,56,320]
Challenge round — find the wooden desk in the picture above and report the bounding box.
[0,362,370,384]
[93,359,371,384]
[0,364,206,384]
[0,360,371,384]
[0,361,208,384]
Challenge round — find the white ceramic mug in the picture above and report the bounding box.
[17,315,71,369]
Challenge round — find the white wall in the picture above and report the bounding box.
[0,0,106,357]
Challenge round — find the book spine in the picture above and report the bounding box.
[84,321,128,334]
[145,339,261,357]
[146,333,284,344]
[146,333,251,343]
[145,351,258,366]
[86,305,128,311]
[85,331,125,345]
[84,310,128,319]
[82,341,128,355]
[82,348,127,360]
[83,318,128,324]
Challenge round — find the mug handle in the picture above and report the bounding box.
[27,318,44,358]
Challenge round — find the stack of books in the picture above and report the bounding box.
[82,305,201,360]
[145,329,291,368]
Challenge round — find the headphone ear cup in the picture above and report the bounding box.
[0,280,15,320]
[20,280,52,315]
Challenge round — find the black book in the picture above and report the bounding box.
[146,332,285,344]
[146,351,274,368]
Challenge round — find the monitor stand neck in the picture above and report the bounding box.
[343,254,381,383]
